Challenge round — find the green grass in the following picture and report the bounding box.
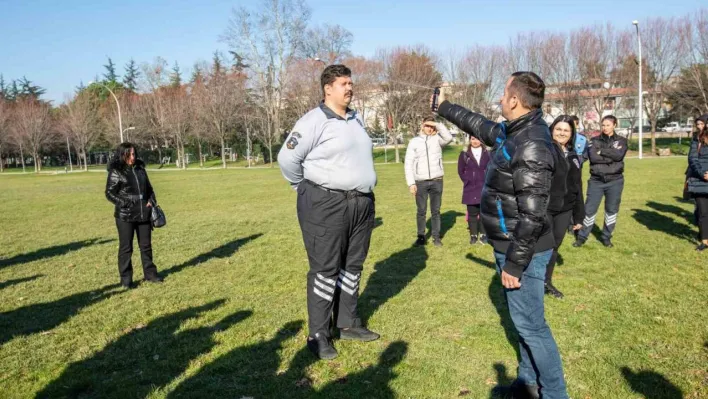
[0,158,706,398]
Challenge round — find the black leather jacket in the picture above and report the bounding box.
[105,159,156,223]
[438,102,555,278]
[587,133,628,182]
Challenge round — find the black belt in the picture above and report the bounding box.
[303,180,373,199]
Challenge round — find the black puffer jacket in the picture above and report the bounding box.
[105,159,156,223]
[438,102,555,278]
[587,133,628,182]
[561,152,585,223]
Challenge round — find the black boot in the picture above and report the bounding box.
[545,282,564,299]
[414,235,426,246]
[307,333,338,360]
[470,235,478,245]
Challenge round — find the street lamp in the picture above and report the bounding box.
[313,57,326,66]
[633,20,643,159]
[122,126,135,141]
[88,80,124,143]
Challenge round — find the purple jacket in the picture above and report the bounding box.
[457,148,489,205]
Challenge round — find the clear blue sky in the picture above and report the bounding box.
[0,0,703,104]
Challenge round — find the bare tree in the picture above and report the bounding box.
[0,99,10,172]
[193,68,246,168]
[301,24,354,64]
[450,44,508,120]
[378,46,442,163]
[541,32,582,116]
[671,10,708,115]
[222,0,310,167]
[344,56,384,127]
[58,92,102,170]
[641,16,687,154]
[12,98,53,172]
[162,86,191,169]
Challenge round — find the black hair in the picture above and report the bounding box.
[108,142,137,170]
[601,115,618,126]
[321,64,352,96]
[549,115,577,151]
[509,71,545,110]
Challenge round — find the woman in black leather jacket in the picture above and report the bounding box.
[105,143,162,288]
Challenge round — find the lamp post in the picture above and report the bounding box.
[122,126,135,141]
[633,20,643,159]
[89,81,124,143]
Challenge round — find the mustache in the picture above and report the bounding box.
[345,91,353,97]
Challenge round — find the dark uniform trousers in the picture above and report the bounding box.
[578,177,624,241]
[297,180,375,337]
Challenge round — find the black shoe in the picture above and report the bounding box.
[433,238,443,247]
[470,235,478,245]
[307,333,338,360]
[601,238,613,248]
[121,281,135,290]
[339,327,380,342]
[414,235,426,246]
[696,243,708,251]
[510,380,540,399]
[545,283,564,299]
[144,275,164,284]
[572,238,586,248]
[479,234,488,245]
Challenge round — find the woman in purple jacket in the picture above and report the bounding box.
[458,134,490,245]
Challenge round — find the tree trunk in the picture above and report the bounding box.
[221,137,227,169]
[198,141,204,168]
[268,142,273,168]
[20,144,26,173]
[0,144,4,173]
[33,151,40,173]
[651,120,657,155]
[181,143,187,169]
[157,147,163,165]
[394,140,400,163]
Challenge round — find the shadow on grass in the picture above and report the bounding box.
[647,200,695,226]
[374,217,383,229]
[0,274,43,291]
[0,283,122,346]
[621,366,684,399]
[36,300,251,399]
[0,238,114,270]
[425,210,465,240]
[359,245,428,325]
[632,209,696,243]
[488,362,517,399]
[311,341,408,399]
[162,233,263,278]
[167,319,306,398]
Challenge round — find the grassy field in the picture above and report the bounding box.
[0,157,706,399]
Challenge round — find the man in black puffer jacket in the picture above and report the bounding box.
[436,72,568,399]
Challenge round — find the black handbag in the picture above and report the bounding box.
[151,205,167,228]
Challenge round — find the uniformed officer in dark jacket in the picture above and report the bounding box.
[278,64,379,360]
[105,143,162,289]
[574,115,628,248]
[436,72,569,399]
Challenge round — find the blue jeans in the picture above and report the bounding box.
[494,249,568,399]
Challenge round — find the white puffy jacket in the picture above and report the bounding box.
[404,123,453,186]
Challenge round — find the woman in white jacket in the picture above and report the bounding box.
[404,116,453,246]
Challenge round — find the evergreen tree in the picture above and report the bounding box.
[17,76,46,99]
[170,62,182,87]
[123,59,140,92]
[103,57,119,83]
[75,80,87,94]
[0,74,5,100]
[212,51,224,75]
[190,63,204,84]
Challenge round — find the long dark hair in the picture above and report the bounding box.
[549,115,576,151]
[108,142,137,170]
[694,114,708,140]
